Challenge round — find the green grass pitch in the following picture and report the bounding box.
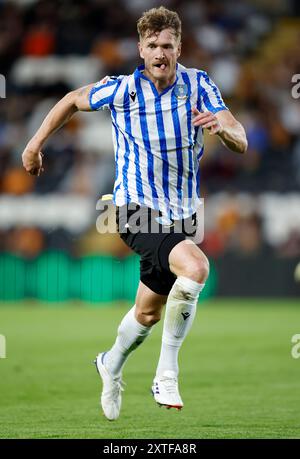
[0,299,300,439]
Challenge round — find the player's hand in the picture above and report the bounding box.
[192,107,223,135]
[22,147,44,176]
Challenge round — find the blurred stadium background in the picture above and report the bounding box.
[0,0,300,301]
[0,0,300,439]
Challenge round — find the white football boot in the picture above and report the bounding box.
[152,370,183,410]
[94,352,124,421]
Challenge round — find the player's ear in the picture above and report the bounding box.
[177,42,181,58]
[138,42,144,59]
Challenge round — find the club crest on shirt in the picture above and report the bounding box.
[174,83,188,100]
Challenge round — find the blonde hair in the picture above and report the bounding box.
[137,6,181,42]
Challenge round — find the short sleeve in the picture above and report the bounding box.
[89,76,123,111]
[197,71,228,114]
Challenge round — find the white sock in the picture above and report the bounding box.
[156,276,205,377]
[104,305,152,377]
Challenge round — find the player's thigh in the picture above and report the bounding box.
[135,281,167,326]
[168,239,209,282]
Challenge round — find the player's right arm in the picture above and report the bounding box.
[22,83,94,175]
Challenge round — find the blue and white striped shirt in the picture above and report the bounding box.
[89,63,228,219]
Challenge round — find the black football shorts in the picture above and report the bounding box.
[116,203,197,295]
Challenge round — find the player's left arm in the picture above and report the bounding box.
[192,108,248,154]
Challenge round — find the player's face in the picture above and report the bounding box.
[138,28,181,88]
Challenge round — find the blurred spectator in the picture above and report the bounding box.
[232,214,263,256]
[1,167,34,195]
[22,24,56,56]
[5,226,45,258]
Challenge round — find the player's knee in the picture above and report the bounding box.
[181,256,209,283]
[136,310,161,327]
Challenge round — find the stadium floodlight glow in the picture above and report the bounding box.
[0,74,6,99]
